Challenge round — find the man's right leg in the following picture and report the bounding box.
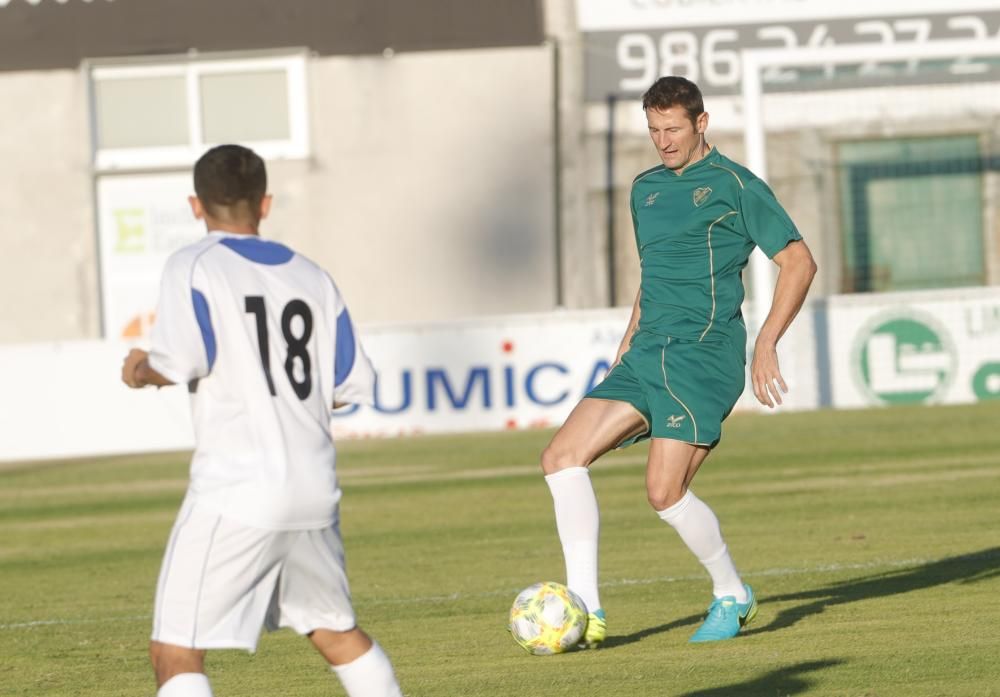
[311,627,402,697]
[541,398,647,646]
[150,642,211,696]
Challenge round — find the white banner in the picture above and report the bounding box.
[96,173,203,340]
[331,309,628,438]
[0,310,627,462]
[0,340,195,462]
[827,287,1000,408]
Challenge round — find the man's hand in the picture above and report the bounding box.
[750,341,787,408]
[750,240,816,408]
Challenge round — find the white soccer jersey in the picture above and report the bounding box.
[148,231,375,530]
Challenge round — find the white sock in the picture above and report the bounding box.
[544,466,601,613]
[657,490,747,602]
[331,642,403,697]
[157,673,213,697]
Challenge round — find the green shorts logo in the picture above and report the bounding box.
[852,310,956,405]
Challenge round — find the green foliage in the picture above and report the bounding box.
[2,403,1000,696]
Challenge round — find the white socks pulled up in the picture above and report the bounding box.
[657,490,747,602]
[331,641,403,697]
[157,673,213,697]
[544,466,601,613]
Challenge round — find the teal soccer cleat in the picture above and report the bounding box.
[689,584,757,643]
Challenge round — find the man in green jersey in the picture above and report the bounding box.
[541,76,817,645]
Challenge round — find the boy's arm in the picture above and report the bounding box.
[122,348,175,389]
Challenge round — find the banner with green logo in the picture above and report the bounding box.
[829,287,1000,407]
[96,173,203,340]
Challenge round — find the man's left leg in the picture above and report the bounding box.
[541,397,649,649]
[646,438,756,642]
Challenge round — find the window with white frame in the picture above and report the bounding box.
[89,52,309,170]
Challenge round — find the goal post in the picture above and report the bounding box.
[739,37,1000,335]
[728,37,1000,412]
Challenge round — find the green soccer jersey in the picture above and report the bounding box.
[629,147,801,342]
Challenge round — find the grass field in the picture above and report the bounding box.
[2,402,1000,697]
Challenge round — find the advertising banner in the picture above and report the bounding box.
[827,287,1000,408]
[0,302,829,462]
[331,309,630,439]
[95,173,203,340]
[0,310,629,462]
[576,0,1000,99]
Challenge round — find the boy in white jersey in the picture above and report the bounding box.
[121,144,403,697]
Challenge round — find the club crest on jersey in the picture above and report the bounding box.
[693,187,712,207]
[644,191,660,207]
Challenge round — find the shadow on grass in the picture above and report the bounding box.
[601,547,1000,649]
[676,659,844,697]
[601,612,704,649]
[746,546,1000,636]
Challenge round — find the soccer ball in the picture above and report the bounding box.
[508,581,589,655]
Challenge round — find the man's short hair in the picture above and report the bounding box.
[193,144,267,222]
[641,76,704,124]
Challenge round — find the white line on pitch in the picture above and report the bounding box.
[0,614,150,630]
[0,554,960,630]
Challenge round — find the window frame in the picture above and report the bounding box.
[88,51,310,172]
[835,133,987,294]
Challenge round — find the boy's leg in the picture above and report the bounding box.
[276,527,402,696]
[150,500,287,696]
[150,642,211,696]
[311,628,402,697]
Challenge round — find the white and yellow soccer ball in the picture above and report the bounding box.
[508,581,589,655]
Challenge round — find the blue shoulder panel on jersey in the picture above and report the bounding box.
[334,309,356,387]
[191,289,217,370]
[220,237,294,265]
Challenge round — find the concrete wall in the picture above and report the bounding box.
[0,44,556,343]
[270,45,557,326]
[0,69,100,343]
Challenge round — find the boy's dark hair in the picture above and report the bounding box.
[641,76,704,124]
[193,144,267,222]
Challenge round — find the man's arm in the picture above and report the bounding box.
[612,288,642,368]
[121,348,175,389]
[750,240,817,408]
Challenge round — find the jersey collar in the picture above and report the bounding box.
[670,146,719,177]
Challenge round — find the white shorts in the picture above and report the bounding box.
[151,496,356,651]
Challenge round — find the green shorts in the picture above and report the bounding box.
[587,331,746,449]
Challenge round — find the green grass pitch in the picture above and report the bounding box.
[2,402,1000,696]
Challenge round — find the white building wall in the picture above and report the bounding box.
[0,69,99,343]
[0,44,556,343]
[274,45,557,325]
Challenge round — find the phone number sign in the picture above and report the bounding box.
[582,10,1000,99]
